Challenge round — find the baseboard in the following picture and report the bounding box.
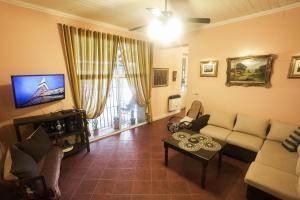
[152,110,181,121]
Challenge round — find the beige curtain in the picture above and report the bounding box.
[118,37,153,122]
[59,24,118,119]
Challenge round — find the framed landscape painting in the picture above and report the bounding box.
[200,60,218,77]
[153,68,169,87]
[288,56,300,78]
[226,54,275,87]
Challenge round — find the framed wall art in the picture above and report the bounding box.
[288,56,300,78]
[153,68,169,87]
[172,71,177,82]
[200,60,218,77]
[226,54,275,87]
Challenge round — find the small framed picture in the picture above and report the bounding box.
[172,71,177,82]
[200,60,218,77]
[288,56,300,78]
[153,68,169,87]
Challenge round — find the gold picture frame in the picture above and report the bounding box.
[226,54,275,87]
[153,68,169,87]
[288,56,300,78]
[200,60,218,77]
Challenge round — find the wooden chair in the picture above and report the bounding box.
[167,100,204,133]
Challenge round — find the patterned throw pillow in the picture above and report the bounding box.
[282,127,300,152]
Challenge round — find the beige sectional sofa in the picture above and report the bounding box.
[199,111,300,200]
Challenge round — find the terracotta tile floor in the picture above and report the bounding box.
[59,116,249,200]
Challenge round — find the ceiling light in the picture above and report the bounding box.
[151,8,162,16]
[147,17,182,44]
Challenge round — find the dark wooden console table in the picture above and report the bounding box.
[13,109,90,157]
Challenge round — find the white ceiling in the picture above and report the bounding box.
[10,0,300,31]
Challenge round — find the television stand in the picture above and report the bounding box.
[13,109,90,157]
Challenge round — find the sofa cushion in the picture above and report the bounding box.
[226,131,264,152]
[296,157,300,176]
[3,148,18,181]
[200,125,231,141]
[256,140,297,174]
[282,128,300,152]
[207,111,236,130]
[233,114,269,138]
[10,145,39,179]
[16,126,52,162]
[245,162,299,200]
[267,120,298,142]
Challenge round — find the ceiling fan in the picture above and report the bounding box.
[129,0,211,31]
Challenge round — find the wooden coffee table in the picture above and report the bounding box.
[162,130,227,189]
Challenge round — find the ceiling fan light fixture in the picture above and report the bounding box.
[151,8,162,16]
[147,17,182,44]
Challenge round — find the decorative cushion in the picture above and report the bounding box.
[191,114,209,132]
[3,148,18,181]
[207,111,236,130]
[267,120,298,142]
[10,145,38,179]
[282,128,300,152]
[233,114,269,138]
[16,126,52,161]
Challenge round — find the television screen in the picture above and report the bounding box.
[11,74,65,108]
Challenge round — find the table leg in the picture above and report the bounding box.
[218,149,223,170]
[201,162,208,189]
[164,146,168,167]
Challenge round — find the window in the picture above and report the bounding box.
[88,49,146,139]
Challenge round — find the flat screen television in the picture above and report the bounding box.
[11,74,65,108]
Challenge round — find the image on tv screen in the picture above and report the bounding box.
[11,74,65,108]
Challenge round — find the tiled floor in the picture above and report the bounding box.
[59,116,249,200]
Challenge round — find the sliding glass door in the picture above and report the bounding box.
[88,50,145,139]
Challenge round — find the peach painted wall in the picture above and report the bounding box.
[0,2,145,144]
[185,7,300,124]
[152,46,188,119]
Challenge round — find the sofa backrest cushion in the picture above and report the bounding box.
[298,177,300,197]
[233,114,269,138]
[16,126,52,162]
[267,120,298,142]
[297,146,300,176]
[0,142,8,179]
[207,111,236,130]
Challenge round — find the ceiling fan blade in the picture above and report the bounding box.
[129,25,148,31]
[184,18,211,23]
